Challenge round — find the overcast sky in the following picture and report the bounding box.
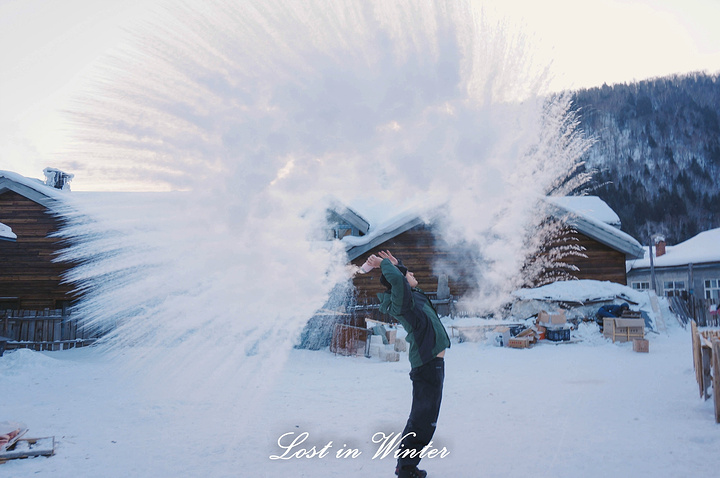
[1,0,719,190]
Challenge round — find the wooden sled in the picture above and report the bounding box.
[0,437,55,464]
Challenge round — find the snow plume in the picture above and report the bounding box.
[430,95,593,313]
[53,0,590,410]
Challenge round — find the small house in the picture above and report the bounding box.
[0,169,76,311]
[626,229,720,300]
[541,196,645,285]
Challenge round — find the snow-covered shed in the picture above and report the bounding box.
[342,196,644,302]
[626,228,720,300]
[0,170,76,310]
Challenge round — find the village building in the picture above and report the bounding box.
[338,196,644,309]
[626,229,720,301]
[324,198,370,240]
[0,169,76,311]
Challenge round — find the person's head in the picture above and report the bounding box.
[405,270,418,288]
[621,303,630,311]
[380,264,418,289]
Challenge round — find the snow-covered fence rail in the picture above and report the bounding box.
[0,309,98,353]
[690,320,720,423]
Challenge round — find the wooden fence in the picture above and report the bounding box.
[670,296,719,328]
[0,309,99,353]
[690,320,720,424]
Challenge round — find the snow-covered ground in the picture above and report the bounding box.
[2,300,718,478]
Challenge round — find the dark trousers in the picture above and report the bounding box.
[397,356,445,468]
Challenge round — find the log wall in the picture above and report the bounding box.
[0,190,75,309]
[542,229,629,285]
[350,224,475,303]
[351,225,629,305]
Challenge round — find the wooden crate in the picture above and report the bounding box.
[507,336,531,349]
[604,318,644,343]
[633,338,649,353]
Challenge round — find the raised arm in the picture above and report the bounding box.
[380,258,413,316]
[378,250,399,265]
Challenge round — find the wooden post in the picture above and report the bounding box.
[701,345,712,400]
[692,321,703,397]
[713,339,720,424]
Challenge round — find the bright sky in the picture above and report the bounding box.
[1,0,719,190]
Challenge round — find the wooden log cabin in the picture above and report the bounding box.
[0,170,77,311]
[342,196,644,311]
[536,196,645,286]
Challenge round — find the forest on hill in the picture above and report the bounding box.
[571,72,720,246]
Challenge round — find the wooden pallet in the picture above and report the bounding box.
[0,437,55,464]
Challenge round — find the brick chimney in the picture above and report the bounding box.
[654,235,666,257]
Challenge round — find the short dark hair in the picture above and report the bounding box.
[380,264,408,290]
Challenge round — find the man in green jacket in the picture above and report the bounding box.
[364,251,450,478]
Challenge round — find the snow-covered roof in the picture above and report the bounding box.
[545,196,621,227]
[627,227,720,270]
[0,221,16,242]
[341,197,438,260]
[326,197,370,235]
[0,170,68,206]
[343,210,426,260]
[544,196,644,259]
[344,195,645,261]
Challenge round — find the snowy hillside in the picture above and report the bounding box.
[574,72,720,244]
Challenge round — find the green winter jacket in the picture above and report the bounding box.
[377,259,450,368]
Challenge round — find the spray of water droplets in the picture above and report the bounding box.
[53,0,590,405]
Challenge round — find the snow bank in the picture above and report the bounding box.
[509,279,655,330]
[513,279,646,305]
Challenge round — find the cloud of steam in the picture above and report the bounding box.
[54,0,590,402]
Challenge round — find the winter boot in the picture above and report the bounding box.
[395,465,428,478]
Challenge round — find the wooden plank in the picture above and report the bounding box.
[53,320,62,351]
[0,437,55,462]
[19,320,29,342]
[701,347,712,400]
[692,321,703,397]
[712,339,720,424]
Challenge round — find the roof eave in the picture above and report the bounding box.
[0,177,56,208]
[336,207,370,235]
[345,216,425,261]
[565,215,645,259]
